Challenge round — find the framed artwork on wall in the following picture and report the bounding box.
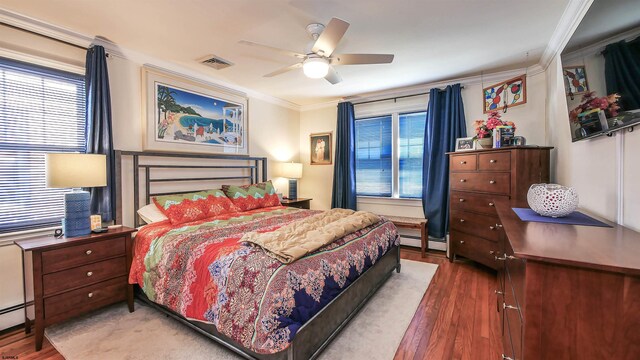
[142,66,249,155]
[563,66,589,97]
[483,74,527,113]
[310,132,333,165]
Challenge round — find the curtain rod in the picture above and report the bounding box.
[351,85,465,106]
[0,21,89,51]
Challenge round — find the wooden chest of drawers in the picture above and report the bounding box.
[448,147,551,270]
[16,227,136,351]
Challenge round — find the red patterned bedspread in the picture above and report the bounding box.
[129,206,399,354]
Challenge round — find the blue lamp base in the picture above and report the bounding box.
[288,179,298,200]
[63,190,91,237]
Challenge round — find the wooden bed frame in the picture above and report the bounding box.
[114,150,401,360]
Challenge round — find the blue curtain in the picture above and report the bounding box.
[422,84,466,238]
[604,37,640,111]
[85,45,115,222]
[331,102,357,210]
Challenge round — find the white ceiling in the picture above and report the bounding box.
[0,0,571,106]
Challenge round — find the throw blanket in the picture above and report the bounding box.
[240,209,381,263]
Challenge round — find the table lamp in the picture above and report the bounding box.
[45,153,107,237]
[281,162,303,200]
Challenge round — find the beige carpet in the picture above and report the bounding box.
[45,259,437,360]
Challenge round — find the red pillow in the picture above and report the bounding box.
[221,181,281,212]
[153,189,239,225]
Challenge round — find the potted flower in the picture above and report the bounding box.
[473,111,516,148]
[569,91,620,123]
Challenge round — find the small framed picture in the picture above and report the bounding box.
[310,132,333,165]
[455,137,476,152]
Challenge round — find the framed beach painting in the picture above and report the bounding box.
[142,66,249,155]
[310,132,332,165]
[483,74,527,113]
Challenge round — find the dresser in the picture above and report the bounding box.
[494,201,640,360]
[15,227,136,351]
[448,147,551,269]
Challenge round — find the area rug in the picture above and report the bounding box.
[45,259,437,360]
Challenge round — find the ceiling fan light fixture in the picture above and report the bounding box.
[303,57,329,78]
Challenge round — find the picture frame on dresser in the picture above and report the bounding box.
[455,136,476,152]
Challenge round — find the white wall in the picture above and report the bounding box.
[545,54,640,230]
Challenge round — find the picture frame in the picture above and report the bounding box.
[455,137,476,152]
[310,132,333,165]
[142,66,249,155]
[483,74,527,113]
[563,66,589,96]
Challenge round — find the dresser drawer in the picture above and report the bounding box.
[450,191,508,215]
[450,154,477,172]
[450,172,511,195]
[478,151,511,171]
[44,276,127,323]
[42,237,126,274]
[450,230,498,269]
[43,257,127,296]
[450,210,500,242]
[504,277,523,360]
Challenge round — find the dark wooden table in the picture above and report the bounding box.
[281,198,312,209]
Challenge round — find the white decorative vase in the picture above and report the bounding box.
[527,184,579,218]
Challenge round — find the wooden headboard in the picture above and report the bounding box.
[114,150,267,227]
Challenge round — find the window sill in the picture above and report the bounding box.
[357,196,422,207]
[0,226,58,247]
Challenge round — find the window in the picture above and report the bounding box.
[0,57,86,233]
[355,111,426,199]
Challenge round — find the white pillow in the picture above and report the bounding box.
[137,203,168,224]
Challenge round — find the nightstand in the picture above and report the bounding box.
[281,198,312,209]
[15,226,136,351]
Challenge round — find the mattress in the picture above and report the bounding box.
[129,205,399,354]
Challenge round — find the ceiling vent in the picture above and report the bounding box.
[198,55,233,70]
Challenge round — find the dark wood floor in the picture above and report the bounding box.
[0,247,501,360]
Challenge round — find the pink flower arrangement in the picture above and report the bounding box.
[569,91,620,123]
[474,111,516,139]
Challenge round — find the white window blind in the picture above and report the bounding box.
[355,115,393,196]
[0,57,86,233]
[399,112,426,198]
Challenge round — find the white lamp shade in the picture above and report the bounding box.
[303,57,329,79]
[281,162,303,179]
[46,153,107,188]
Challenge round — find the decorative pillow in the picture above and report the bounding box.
[222,181,281,211]
[152,191,211,225]
[201,189,241,216]
[137,203,168,224]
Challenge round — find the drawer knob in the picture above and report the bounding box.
[87,292,94,298]
[459,219,465,223]
[489,250,495,255]
[87,271,93,277]
[85,250,92,255]
[507,255,517,260]
[459,198,465,202]
[503,303,519,311]
[489,180,496,184]
[502,355,514,360]
[495,290,504,295]
[495,255,507,261]
[460,240,465,244]
[460,161,466,164]
[495,223,503,228]
[489,202,494,206]
[490,159,497,163]
[460,179,466,183]
[489,225,495,230]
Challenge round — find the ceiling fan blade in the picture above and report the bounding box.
[331,54,394,65]
[311,17,349,56]
[324,66,342,84]
[239,40,306,59]
[264,62,303,77]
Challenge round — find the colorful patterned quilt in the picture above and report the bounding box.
[129,206,399,354]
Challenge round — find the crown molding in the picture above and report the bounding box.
[300,100,340,112]
[0,7,301,112]
[561,26,640,62]
[538,0,593,71]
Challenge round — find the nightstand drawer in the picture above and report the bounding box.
[42,237,126,273]
[43,257,127,296]
[44,276,127,323]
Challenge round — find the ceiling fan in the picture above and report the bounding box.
[239,17,394,84]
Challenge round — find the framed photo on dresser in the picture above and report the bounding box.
[310,132,332,165]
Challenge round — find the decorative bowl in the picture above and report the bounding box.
[527,183,579,218]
